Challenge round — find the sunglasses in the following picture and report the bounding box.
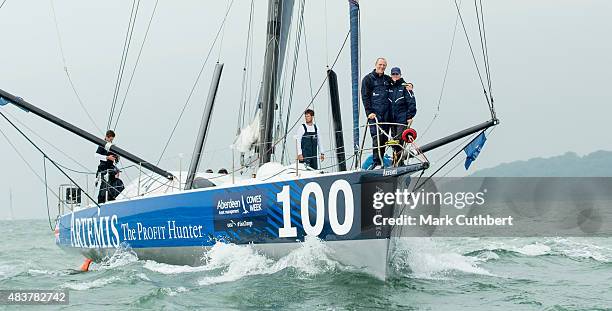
[391,73,400,76]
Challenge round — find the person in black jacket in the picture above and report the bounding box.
[388,67,417,165]
[95,130,123,203]
[361,58,392,169]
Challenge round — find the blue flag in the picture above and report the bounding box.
[464,132,487,170]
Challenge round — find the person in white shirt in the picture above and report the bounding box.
[296,109,324,169]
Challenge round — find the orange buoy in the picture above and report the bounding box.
[80,258,93,272]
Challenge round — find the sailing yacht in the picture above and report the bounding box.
[0,0,498,279]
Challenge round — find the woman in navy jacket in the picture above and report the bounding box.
[388,67,417,165]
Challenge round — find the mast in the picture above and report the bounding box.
[258,0,287,166]
[0,89,174,180]
[185,63,224,190]
[348,0,360,168]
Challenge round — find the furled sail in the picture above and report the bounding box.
[258,0,295,166]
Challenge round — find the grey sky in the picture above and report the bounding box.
[1,0,611,219]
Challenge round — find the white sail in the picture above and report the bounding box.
[234,111,261,153]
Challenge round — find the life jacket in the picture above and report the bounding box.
[300,124,319,169]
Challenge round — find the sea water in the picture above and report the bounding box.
[0,219,611,310]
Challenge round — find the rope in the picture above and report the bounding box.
[475,0,495,118]
[280,0,306,163]
[420,0,461,140]
[108,0,141,130]
[453,0,493,114]
[438,126,496,178]
[323,0,329,67]
[216,0,231,63]
[0,110,101,209]
[156,0,235,165]
[246,30,350,170]
[50,0,103,134]
[0,125,60,200]
[237,0,255,133]
[3,109,93,174]
[301,19,315,99]
[113,0,160,131]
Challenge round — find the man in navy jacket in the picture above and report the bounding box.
[361,58,392,168]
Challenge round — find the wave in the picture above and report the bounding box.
[160,286,188,296]
[27,269,67,277]
[0,263,19,280]
[389,238,495,279]
[464,244,551,259]
[197,236,339,285]
[61,276,121,291]
[131,286,190,307]
[143,261,212,275]
[269,235,339,276]
[545,238,611,262]
[93,244,139,271]
[462,238,611,263]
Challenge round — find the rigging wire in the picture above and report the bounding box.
[0,0,7,9]
[410,2,497,190]
[237,0,255,133]
[108,0,141,130]
[420,0,461,140]
[280,0,306,163]
[275,0,294,152]
[476,0,495,117]
[113,0,160,131]
[216,28,349,171]
[453,0,493,115]
[414,129,485,190]
[3,109,93,174]
[437,126,496,178]
[280,30,350,145]
[0,110,101,209]
[301,20,315,99]
[323,0,329,67]
[43,157,54,230]
[216,0,231,63]
[0,124,60,200]
[49,0,103,134]
[242,30,350,169]
[156,0,235,165]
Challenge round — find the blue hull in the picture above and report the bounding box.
[56,165,422,270]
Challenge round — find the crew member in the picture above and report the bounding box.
[362,57,392,169]
[389,67,417,165]
[95,130,123,203]
[296,109,324,169]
